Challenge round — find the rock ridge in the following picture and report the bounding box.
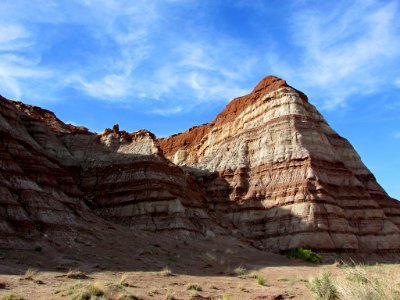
[1,76,399,253]
[158,76,400,252]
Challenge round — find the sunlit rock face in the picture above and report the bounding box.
[159,76,400,252]
[1,75,399,253]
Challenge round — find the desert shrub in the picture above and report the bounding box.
[306,272,338,300]
[285,248,321,263]
[186,283,202,291]
[233,265,247,277]
[256,275,266,286]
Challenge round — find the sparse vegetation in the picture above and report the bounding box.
[119,273,129,286]
[54,280,138,300]
[159,266,173,276]
[284,248,321,263]
[306,265,400,300]
[209,284,218,290]
[335,265,400,300]
[256,274,266,286]
[148,288,159,296]
[219,295,235,300]
[165,291,176,300]
[237,284,247,292]
[66,269,89,279]
[306,272,338,300]
[186,283,202,292]
[22,268,38,280]
[233,265,247,277]
[1,294,25,300]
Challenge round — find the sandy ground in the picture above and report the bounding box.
[1,226,399,299]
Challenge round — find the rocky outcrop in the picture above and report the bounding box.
[159,76,400,252]
[1,75,399,253]
[0,96,217,249]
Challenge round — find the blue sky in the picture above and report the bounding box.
[0,0,399,199]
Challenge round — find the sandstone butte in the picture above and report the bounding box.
[1,75,399,255]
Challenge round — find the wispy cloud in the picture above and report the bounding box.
[2,0,399,115]
[0,21,52,100]
[0,24,31,51]
[0,0,259,111]
[268,0,400,109]
[151,106,183,116]
[68,74,133,99]
[394,77,400,89]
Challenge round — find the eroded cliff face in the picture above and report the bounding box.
[0,96,217,249]
[1,75,399,253]
[159,76,400,252]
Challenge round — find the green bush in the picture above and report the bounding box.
[284,248,321,263]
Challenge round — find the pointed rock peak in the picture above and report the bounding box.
[251,75,287,93]
[212,75,289,127]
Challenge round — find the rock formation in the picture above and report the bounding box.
[0,96,217,249]
[159,76,400,252]
[1,75,399,253]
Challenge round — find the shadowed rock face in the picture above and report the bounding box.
[1,75,399,253]
[0,96,218,249]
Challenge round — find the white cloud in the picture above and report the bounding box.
[0,24,31,51]
[69,74,133,99]
[6,1,398,115]
[151,106,183,116]
[269,0,400,109]
[0,0,260,111]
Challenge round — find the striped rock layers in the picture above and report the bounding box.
[0,97,216,249]
[159,76,400,252]
[1,75,399,253]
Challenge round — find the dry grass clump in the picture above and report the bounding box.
[335,264,400,300]
[233,265,247,277]
[186,283,202,291]
[22,268,38,280]
[256,274,266,286]
[219,296,235,300]
[159,266,173,276]
[306,272,338,300]
[306,265,400,300]
[66,269,89,279]
[1,294,25,300]
[55,280,142,300]
[119,273,129,286]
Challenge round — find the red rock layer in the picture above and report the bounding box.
[1,74,399,253]
[0,97,96,249]
[158,76,400,252]
[159,76,288,159]
[0,96,220,249]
